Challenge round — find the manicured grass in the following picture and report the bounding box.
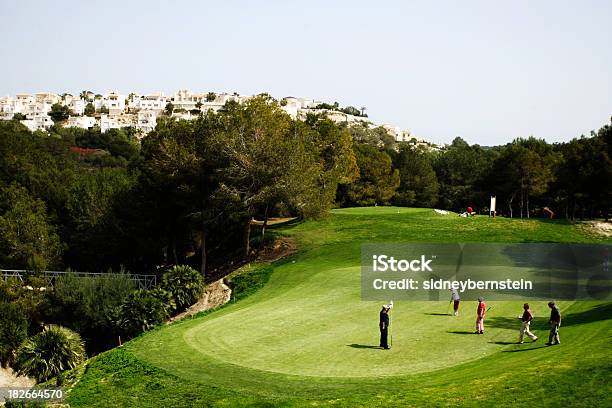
[68,208,612,407]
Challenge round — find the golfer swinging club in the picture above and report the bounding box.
[379,301,393,349]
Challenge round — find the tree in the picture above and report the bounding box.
[44,272,135,351]
[48,103,71,123]
[84,102,95,116]
[220,96,321,256]
[552,125,611,220]
[12,113,26,121]
[141,112,229,276]
[346,123,395,150]
[305,115,359,212]
[488,138,559,218]
[340,143,400,206]
[0,184,63,270]
[0,302,28,368]
[206,92,216,102]
[164,102,174,116]
[433,137,496,211]
[393,145,439,207]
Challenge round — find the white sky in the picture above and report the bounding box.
[1,0,611,145]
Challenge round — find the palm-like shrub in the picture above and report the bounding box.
[0,302,28,367]
[113,289,173,338]
[160,265,204,312]
[14,325,85,382]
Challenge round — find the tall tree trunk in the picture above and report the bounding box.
[200,228,207,279]
[520,184,524,219]
[508,194,515,218]
[260,203,269,249]
[526,194,530,219]
[244,220,252,258]
[172,239,178,265]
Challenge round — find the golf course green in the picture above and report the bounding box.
[68,208,612,407]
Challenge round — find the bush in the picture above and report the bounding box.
[45,272,135,350]
[14,325,85,383]
[0,302,29,367]
[160,265,204,312]
[113,289,173,338]
[0,278,20,302]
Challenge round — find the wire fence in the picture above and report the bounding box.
[0,269,157,290]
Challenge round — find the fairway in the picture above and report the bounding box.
[69,208,612,407]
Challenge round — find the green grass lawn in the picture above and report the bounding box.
[68,208,612,407]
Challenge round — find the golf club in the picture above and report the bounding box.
[446,300,452,315]
[486,306,494,313]
[389,300,394,348]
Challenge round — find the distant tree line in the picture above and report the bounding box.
[337,121,610,221]
[0,97,610,277]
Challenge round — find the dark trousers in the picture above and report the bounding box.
[380,327,389,348]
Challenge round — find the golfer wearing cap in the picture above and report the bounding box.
[475,297,486,334]
[546,301,561,345]
[379,301,393,349]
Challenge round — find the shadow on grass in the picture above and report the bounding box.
[347,344,381,349]
[489,341,517,345]
[503,346,547,352]
[562,303,612,326]
[447,331,477,335]
[487,317,548,331]
[487,303,612,331]
[425,313,451,316]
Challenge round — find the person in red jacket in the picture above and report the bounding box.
[517,303,538,343]
[475,297,485,334]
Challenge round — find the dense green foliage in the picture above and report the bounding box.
[1,101,607,275]
[48,103,71,123]
[0,183,63,271]
[0,302,28,367]
[14,325,85,382]
[160,265,204,312]
[112,289,173,338]
[338,143,400,206]
[44,273,135,351]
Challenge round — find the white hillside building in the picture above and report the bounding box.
[106,92,126,115]
[70,99,86,115]
[137,110,157,134]
[129,93,168,113]
[65,116,96,129]
[35,92,61,105]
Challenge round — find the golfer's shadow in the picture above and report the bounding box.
[347,344,381,349]
[425,313,450,316]
[447,331,474,335]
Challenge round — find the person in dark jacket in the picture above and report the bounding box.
[546,301,561,345]
[379,303,392,349]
